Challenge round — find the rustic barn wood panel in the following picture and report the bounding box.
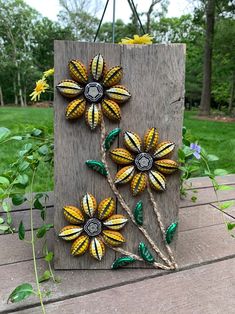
[54,41,185,269]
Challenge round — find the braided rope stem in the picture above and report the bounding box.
[109,246,172,270]
[100,117,174,269]
[147,182,178,269]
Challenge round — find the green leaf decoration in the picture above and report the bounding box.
[36,224,54,238]
[104,128,121,151]
[85,160,108,176]
[111,256,136,269]
[7,283,34,303]
[138,242,155,263]
[18,220,25,240]
[165,221,178,244]
[134,200,143,225]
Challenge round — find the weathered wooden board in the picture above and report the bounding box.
[54,41,185,269]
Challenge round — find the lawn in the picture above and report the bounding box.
[0,107,235,191]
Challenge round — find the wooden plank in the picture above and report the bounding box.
[21,257,235,314]
[1,222,234,312]
[54,41,122,269]
[115,44,185,268]
[0,192,54,214]
[54,42,185,269]
[180,184,235,208]
[185,174,235,189]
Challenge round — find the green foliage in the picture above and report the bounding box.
[8,283,34,303]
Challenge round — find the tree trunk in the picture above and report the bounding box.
[17,70,25,107]
[13,79,18,106]
[199,0,216,116]
[0,86,4,106]
[228,70,235,115]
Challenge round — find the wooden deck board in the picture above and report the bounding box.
[0,175,235,313]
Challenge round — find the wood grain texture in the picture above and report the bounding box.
[54,41,185,269]
[21,258,235,314]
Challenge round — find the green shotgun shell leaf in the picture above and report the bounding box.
[138,242,155,263]
[85,160,108,177]
[104,128,121,151]
[111,256,136,269]
[134,200,143,225]
[165,221,178,244]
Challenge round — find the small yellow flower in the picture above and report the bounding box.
[30,79,49,101]
[119,34,153,45]
[43,68,54,78]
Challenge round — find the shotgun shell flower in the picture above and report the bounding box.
[110,128,178,196]
[58,193,128,260]
[56,53,131,130]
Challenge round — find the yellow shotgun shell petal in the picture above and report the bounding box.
[63,206,85,224]
[90,53,106,81]
[131,172,148,196]
[102,230,125,246]
[154,159,178,174]
[59,225,83,241]
[124,131,142,153]
[89,237,105,260]
[149,170,166,191]
[68,59,88,84]
[114,165,135,184]
[71,234,89,256]
[101,99,121,121]
[85,104,101,130]
[144,127,159,152]
[97,197,115,220]
[110,148,134,165]
[65,98,86,119]
[81,193,97,217]
[153,141,175,159]
[56,79,83,98]
[103,214,128,230]
[103,66,123,88]
[106,85,131,103]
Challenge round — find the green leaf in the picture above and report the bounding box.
[138,242,155,263]
[85,160,107,176]
[38,270,51,283]
[34,193,44,210]
[207,154,219,161]
[2,200,10,212]
[191,196,197,203]
[0,127,11,142]
[219,201,235,210]
[182,126,187,136]
[18,161,30,172]
[134,201,143,225]
[12,194,27,206]
[45,251,54,262]
[0,217,4,224]
[177,148,185,161]
[15,174,29,187]
[217,185,234,191]
[111,256,136,269]
[227,222,235,231]
[0,225,10,232]
[8,283,33,303]
[38,144,49,156]
[0,176,10,186]
[10,136,23,141]
[214,169,228,176]
[104,128,121,151]
[165,221,178,244]
[31,129,43,137]
[36,224,53,238]
[18,221,25,240]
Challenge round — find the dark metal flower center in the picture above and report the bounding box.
[84,218,102,237]
[135,152,153,171]
[84,82,103,102]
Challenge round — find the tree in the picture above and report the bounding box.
[199,0,216,116]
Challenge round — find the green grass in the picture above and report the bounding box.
[0,107,53,192]
[0,107,234,192]
[184,110,235,174]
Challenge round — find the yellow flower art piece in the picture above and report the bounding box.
[119,34,153,45]
[56,54,131,130]
[59,193,128,260]
[109,128,178,196]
